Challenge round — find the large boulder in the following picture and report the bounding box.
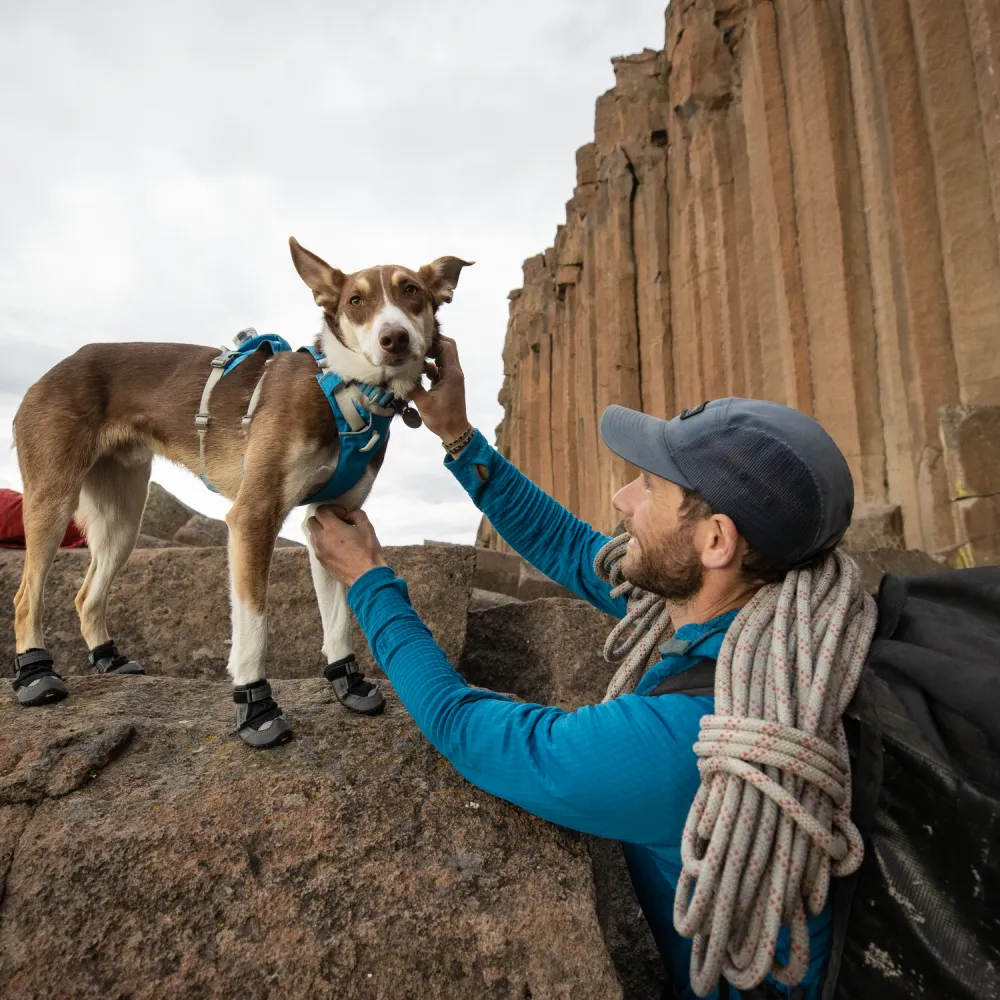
[139,482,198,542]
[459,598,663,998]
[172,513,231,547]
[843,503,904,552]
[0,545,475,682]
[132,533,180,550]
[0,676,622,999]
[138,484,302,549]
[516,563,576,602]
[851,547,943,592]
[460,598,617,709]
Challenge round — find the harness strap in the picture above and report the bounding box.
[195,352,230,482]
[241,367,268,434]
[333,383,367,431]
[196,329,291,489]
[195,334,400,504]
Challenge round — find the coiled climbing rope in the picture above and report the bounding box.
[594,534,677,701]
[593,534,877,996]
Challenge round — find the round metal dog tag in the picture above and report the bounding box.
[401,405,423,429]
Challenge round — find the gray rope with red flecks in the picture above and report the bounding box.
[594,534,876,996]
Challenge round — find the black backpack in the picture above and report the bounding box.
[651,567,1000,1000]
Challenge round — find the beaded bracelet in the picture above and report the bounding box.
[443,425,475,456]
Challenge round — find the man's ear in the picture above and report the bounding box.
[418,256,474,308]
[289,237,345,311]
[699,512,744,571]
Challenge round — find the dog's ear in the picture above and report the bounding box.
[289,237,346,311]
[418,256,474,308]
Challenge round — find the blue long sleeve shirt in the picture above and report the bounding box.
[347,429,830,998]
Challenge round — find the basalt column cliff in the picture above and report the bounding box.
[482,0,1000,566]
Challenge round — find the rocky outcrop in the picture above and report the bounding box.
[0,676,622,1000]
[0,546,474,681]
[137,482,302,550]
[461,598,616,709]
[138,482,197,543]
[485,0,1000,568]
[0,524,954,999]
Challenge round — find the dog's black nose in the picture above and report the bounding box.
[379,326,410,354]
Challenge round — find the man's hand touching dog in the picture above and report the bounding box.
[409,336,471,445]
[308,507,386,588]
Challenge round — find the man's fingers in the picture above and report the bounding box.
[437,342,464,382]
[429,337,460,371]
[424,339,464,385]
[427,335,455,359]
[314,504,350,526]
[311,506,337,527]
[350,509,371,529]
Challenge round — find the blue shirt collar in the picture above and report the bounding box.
[633,608,741,695]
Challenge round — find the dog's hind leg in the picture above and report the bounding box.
[12,442,88,706]
[73,454,152,675]
[303,500,385,716]
[225,489,292,749]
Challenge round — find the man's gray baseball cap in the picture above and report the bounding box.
[600,398,854,565]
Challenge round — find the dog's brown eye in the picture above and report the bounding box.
[349,295,362,306]
[404,284,419,296]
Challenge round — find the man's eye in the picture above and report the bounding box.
[350,295,362,306]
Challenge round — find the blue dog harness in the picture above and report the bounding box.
[194,328,398,506]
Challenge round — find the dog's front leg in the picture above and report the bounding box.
[226,494,292,748]
[303,500,385,716]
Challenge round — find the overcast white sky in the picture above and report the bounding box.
[1,0,665,545]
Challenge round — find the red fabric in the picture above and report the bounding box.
[0,488,87,549]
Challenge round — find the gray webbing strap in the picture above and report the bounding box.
[356,394,395,418]
[195,351,230,478]
[333,383,367,432]
[241,367,268,433]
[234,680,273,704]
[14,648,52,669]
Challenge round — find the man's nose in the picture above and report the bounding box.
[612,477,641,515]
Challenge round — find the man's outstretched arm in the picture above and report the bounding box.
[409,337,626,619]
[345,563,701,844]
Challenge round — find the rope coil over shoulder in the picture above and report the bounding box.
[594,534,877,996]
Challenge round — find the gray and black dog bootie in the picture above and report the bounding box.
[324,654,385,716]
[233,679,293,749]
[12,648,68,707]
[88,640,145,675]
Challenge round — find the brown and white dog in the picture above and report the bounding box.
[11,237,471,747]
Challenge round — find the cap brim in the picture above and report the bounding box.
[600,405,694,489]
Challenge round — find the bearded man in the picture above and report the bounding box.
[308,337,866,1000]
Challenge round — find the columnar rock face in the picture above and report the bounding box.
[486,0,1000,566]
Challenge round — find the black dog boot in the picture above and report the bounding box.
[13,648,68,707]
[88,640,145,675]
[233,680,292,749]
[324,654,385,716]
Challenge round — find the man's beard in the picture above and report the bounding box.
[620,518,703,601]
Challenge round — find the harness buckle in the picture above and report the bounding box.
[233,326,258,347]
[241,414,253,433]
[195,412,210,431]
